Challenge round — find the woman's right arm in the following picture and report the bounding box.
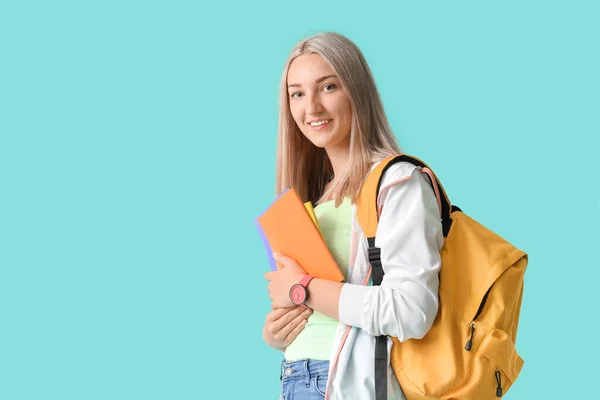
[263,305,312,351]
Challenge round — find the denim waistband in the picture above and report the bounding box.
[280,359,330,383]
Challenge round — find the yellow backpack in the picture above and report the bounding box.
[357,154,527,400]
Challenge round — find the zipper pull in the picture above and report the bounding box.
[495,369,503,397]
[465,321,476,351]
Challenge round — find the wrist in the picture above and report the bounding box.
[289,275,315,305]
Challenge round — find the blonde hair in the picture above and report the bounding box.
[276,32,402,206]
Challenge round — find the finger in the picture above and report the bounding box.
[273,252,307,273]
[273,252,294,265]
[270,305,304,326]
[266,306,295,322]
[272,252,295,268]
[273,306,312,336]
[283,307,312,337]
[284,315,310,343]
[264,271,274,281]
[275,305,308,323]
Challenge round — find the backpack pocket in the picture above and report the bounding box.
[442,327,524,399]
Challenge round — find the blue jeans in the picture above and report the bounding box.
[280,359,330,400]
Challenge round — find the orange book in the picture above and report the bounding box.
[256,188,344,282]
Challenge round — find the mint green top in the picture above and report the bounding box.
[284,196,352,361]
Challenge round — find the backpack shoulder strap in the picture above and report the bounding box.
[356,154,454,241]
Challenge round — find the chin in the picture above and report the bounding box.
[307,138,332,149]
[304,132,336,148]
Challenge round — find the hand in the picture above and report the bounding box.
[264,252,308,309]
[263,305,313,350]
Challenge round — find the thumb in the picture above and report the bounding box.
[273,252,304,271]
[273,252,291,264]
[264,271,274,281]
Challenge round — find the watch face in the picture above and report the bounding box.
[290,284,307,305]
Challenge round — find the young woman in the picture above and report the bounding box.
[263,32,444,400]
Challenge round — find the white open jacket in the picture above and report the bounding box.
[324,161,444,400]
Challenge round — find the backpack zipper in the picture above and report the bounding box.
[464,288,491,351]
[464,321,476,351]
[495,369,503,397]
[463,289,505,397]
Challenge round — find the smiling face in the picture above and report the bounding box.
[287,53,353,152]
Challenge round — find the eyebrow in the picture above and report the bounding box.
[287,74,338,89]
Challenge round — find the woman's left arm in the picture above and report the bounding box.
[265,166,443,341]
[264,253,343,319]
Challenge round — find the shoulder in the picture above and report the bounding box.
[370,159,438,212]
[379,161,420,187]
[368,159,422,190]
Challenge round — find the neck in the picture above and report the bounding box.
[325,140,351,182]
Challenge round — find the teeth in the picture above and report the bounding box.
[310,120,330,127]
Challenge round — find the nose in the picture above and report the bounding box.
[306,92,324,115]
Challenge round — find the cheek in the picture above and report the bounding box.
[335,101,353,130]
[289,104,304,126]
[329,96,352,122]
[343,99,353,120]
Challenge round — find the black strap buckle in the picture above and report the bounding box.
[368,246,381,265]
[367,238,384,286]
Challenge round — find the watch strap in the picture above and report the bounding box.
[299,275,315,287]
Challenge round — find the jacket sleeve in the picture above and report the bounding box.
[338,164,444,341]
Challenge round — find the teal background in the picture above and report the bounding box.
[1,1,598,399]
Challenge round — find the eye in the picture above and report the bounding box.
[290,91,303,99]
[322,83,337,92]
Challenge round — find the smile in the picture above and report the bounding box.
[308,119,332,128]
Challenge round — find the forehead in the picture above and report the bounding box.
[287,53,336,85]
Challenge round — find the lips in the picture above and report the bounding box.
[308,119,332,128]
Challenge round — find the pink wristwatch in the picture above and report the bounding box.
[289,275,315,305]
